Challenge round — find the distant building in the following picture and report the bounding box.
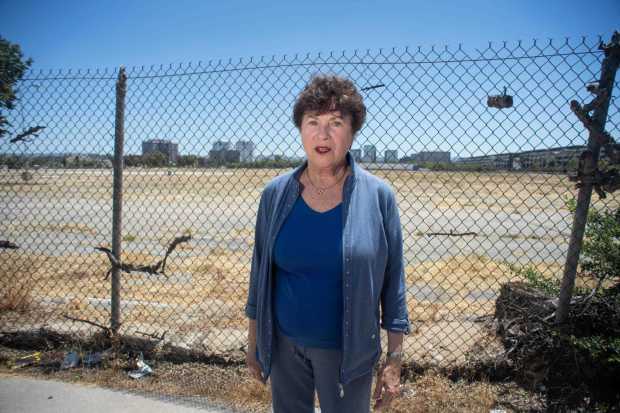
[142,139,179,164]
[454,146,585,171]
[208,140,244,164]
[363,145,377,163]
[235,141,255,162]
[212,140,231,151]
[414,151,451,164]
[384,150,398,163]
[350,149,362,162]
[209,149,240,164]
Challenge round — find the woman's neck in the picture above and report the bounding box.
[305,161,348,185]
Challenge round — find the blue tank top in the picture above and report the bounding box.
[273,195,343,349]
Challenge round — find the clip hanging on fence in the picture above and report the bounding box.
[487,86,513,109]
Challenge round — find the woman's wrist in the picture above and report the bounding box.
[385,350,402,363]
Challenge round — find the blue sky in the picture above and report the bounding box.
[2,0,618,71]
[1,1,619,158]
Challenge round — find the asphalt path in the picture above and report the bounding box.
[0,375,236,413]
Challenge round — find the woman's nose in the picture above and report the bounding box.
[316,123,330,139]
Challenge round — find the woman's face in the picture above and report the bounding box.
[300,110,353,170]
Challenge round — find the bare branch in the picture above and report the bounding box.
[575,276,607,317]
[426,230,477,237]
[9,126,46,143]
[95,235,191,279]
[0,240,19,249]
[95,246,163,279]
[160,235,192,274]
[135,330,167,341]
[63,314,112,333]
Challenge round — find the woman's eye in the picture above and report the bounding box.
[331,120,343,127]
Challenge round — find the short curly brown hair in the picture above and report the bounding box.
[293,74,366,134]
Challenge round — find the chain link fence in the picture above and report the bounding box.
[1,35,619,368]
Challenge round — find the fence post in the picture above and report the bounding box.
[111,66,127,334]
[556,33,620,324]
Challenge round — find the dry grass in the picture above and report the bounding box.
[390,372,497,413]
[0,247,594,366]
[2,168,617,210]
[0,256,43,313]
[0,348,542,413]
[0,285,34,313]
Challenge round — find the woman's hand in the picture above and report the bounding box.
[246,319,264,384]
[246,349,264,384]
[372,357,402,411]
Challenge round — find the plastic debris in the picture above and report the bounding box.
[128,360,153,379]
[60,351,80,370]
[11,352,41,369]
[128,352,152,379]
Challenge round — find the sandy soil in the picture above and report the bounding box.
[1,167,618,365]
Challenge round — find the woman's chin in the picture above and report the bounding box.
[307,155,343,168]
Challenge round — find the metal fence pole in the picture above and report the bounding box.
[556,33,620,324]
[111,67,127,333]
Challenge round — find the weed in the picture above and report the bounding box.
[509,264,560,296]
[122,234,137,242]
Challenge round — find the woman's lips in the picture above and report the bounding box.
[315,146,331,154]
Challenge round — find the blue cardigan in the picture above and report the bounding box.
[245,152,410,385]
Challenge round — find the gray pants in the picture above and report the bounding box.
[270,331,373,413]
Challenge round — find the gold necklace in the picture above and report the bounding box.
[304,166,347,197]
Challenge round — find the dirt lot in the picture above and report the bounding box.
[1,167,618,364]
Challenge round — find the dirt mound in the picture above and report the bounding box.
[495,282,620,411]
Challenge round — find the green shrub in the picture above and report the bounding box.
[581,207,620,284]
[509,264,560,296]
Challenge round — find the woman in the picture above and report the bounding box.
[245,74,410,413]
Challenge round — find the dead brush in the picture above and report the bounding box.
[0,254,45,313]
[0,284,33,313]
[389,370,497,413]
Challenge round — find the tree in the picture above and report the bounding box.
[142,151,167,167]
[123,154,144,167]
[0,36,34,141]
[177,155,201,167]
[1,36,35,249]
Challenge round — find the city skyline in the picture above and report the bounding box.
[2,37,615,164]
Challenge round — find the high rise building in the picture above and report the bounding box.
[212,140,231,151]
[363,145,377,163]
[235,141,255,162]
[384,150,398,163]
[141,139,179,164]
[350,149,362,162]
